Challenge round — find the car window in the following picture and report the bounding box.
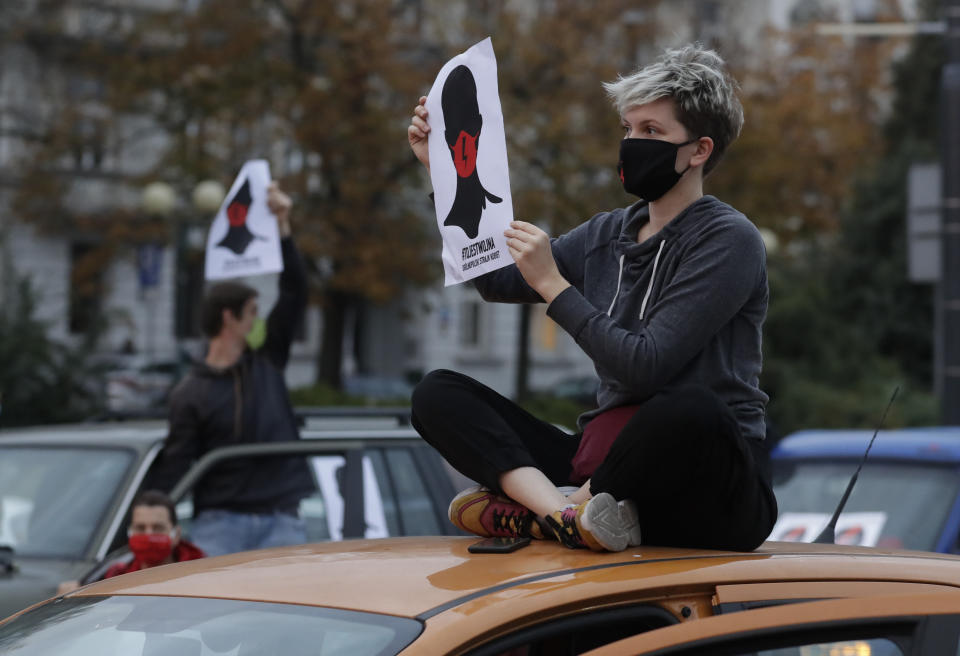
[382,448,443,535]
[468,605,677,656]
[771,461,960,550]
[308,454,390,539]
[628,630,911,656]
[0,595,422,656]
[754,639,901,656]
[171,457,348,543]
[0,446,133,558]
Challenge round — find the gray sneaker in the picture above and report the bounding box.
[618,499,642,547]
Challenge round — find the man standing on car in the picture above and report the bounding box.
[147,182,315,556]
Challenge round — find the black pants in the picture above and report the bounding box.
[411,369,777,551]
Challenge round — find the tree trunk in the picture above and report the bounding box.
[317,290,349,388]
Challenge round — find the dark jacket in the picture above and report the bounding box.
[149,237,315,513]
[475,196,768,440]
[103,539,206,578]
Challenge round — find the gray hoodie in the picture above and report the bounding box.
[474,195,768,441]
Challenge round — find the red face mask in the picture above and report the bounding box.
[129,533,174,566]
[226,202,249,227]
[450,130,479,178]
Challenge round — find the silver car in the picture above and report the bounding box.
[0,408,467,619]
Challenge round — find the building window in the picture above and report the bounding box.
[459,301,482,348]
[69,242,103,334]
[533,306,558,353]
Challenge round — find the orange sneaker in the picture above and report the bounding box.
[448,486,545,539]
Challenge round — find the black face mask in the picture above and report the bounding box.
[617,137,697,201]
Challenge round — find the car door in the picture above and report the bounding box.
[83,434,461,583]
[579,593,960,656]
[165,435,461,539]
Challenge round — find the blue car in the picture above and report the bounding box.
[770,427,960,553]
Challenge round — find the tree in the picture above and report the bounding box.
[9,0,441,387]
[706,2,943,435]
[0,268,106,426]
[9,0,664,390]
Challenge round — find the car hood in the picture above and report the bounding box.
[0,556,92,621]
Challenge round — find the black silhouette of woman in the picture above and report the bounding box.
[442,65,502,240]
[216,178,262,255]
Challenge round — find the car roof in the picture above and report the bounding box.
[72,537,960,620]
[0,422,167,450]
[0,422,422,450]
[773,426,960,462]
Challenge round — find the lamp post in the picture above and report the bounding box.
[140,179,225,361]
[942,0,960,423]
[140,181,176,359]
[180,180,224,342]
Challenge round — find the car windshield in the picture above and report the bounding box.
[0,596,422,656]
[0,446,133,558]
[772,461,960,551]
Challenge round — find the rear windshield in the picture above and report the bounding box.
[0,596,422,656]
[772,460,960,551]
[0,446,133,558]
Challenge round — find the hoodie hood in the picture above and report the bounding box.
[190,349,251,378]
[614,196,715,260]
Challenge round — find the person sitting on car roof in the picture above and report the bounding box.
[406,43,777,552]
[58,490,204,592]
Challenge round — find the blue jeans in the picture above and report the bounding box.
[191,509,308,557]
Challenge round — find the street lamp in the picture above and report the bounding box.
[141,181,177,217]
[192,180,226,215]
[139,181,177,359]
[139,179,225,359]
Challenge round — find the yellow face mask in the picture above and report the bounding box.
[246,317,267,350]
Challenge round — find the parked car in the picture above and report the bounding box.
[0,409,466,619]
[343,375,416,403]
[4,537,960,654]
[535,375,600,406]
[770,427,960,552]
[102,355,181,412]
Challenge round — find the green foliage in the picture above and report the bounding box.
[288,382,412,407]
[757,3,944,436]
[0,275,106,427]
[288,383,365,407]
[518,395,591,433]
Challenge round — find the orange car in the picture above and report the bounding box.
[2,537,960,655]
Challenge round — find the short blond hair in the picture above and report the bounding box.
[603,44,743,175]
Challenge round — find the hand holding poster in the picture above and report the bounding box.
[426,37,514,286]
[205,159,284,280]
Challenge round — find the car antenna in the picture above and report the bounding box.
[813,386,899,544]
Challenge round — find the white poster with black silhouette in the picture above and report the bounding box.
[205,159,283,280]
[426,37,514,286]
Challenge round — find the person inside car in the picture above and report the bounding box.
[406,43,777,552]
[58,490,204,592]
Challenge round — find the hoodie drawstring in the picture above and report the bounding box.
[607,254,626,316]
[639,240,666,321]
